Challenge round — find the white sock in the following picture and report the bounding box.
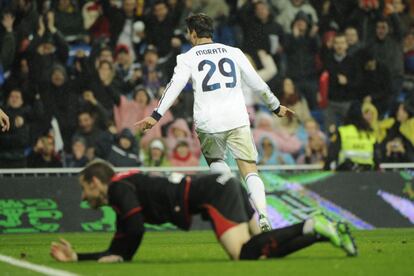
[245,173,268,217]
[303,218,315,235]
[209,160,232,174]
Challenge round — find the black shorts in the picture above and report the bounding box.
[188,174,255,238]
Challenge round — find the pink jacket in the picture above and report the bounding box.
[166,118,201,158]
[113,96,174,149]
[253,112,302,154]
[113,95,146,133]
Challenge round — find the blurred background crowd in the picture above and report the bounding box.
[1,0,414,170]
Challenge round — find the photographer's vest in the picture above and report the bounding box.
[338,125,376,166]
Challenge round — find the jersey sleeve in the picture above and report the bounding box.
[152,54,192,119]
[77,181,145,261]
[235,48,280,113]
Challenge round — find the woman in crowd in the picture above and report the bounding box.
[257,134,295,165]
[274,78,313,137]
[253,112,302,155]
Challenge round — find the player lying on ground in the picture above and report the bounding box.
[50,160,357,263]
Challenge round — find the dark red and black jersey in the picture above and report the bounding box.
[108,170,192,231]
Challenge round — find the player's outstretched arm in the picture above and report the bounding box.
[0,108,10,132]
[50,238,124,263]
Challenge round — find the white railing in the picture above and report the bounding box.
[0,163,413,176]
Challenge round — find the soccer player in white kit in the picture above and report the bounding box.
[136,13,294,232]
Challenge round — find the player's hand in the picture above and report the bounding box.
[50,239,78,262]
[134,116,157,132]
[276,105,295,118]
[0,109,10,132]
[98,255,124,263]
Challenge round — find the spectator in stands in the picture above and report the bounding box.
[99,0,140,51]
[10,0,39,51]
[347,0,381,43]
[80,89,111,131]
[370,8,405,104]
[143,138,170,167]
[0,12,16,73]
[358,49,392,116]
[284,11,320,109]
[27,134,63,168]
[325,101,377,171]
[238,1,285,59]
[403,31,414,74]
[27,11,69,85]
[243,49,278,122]
[88,60,122,115]
[274,78,312,135]
[167,0,192,32]
[107,128,141,167]
[383,136,410,163]
[38,64,79,153]
[257,134,295,166]
[393,0,413,29]
[166,118,200,157]
[113,86,152,133]
[0,89,31,167]
[73,109,113,160]
[323,33,361,130]
[382,101,414,162]
[137,89,174,150]
[65,136,89,168]
[3,56,36,105]
[297,119,327,164]
[131,20,147,61]
[344,26,363,57]
[140,46,168,96]
[317,29,336,72]
[114,44,141,94]
[312,0,352,34]
[170,140,199,167]
[253,112,302,155]
[52,0,85,41]
[403,30,414,95]
[192,0,229,21]
[144,1,177,58]
[94,46,114,66]
[271,0,318,34]
[307,134,327,165]
[362,101,394,144]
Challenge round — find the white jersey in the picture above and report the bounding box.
[155,43,280,133]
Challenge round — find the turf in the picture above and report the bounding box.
[0,229,413,276]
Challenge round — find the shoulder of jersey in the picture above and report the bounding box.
[182,43,238,56]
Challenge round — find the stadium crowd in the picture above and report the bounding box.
[0,0,414,169]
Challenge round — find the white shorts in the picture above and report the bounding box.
[196,125,258,162]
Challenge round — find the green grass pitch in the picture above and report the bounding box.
[0,229,413,276]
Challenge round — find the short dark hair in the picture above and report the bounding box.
[185,13,214,38]
[80,160,115,184]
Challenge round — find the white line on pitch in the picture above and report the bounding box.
[0,254,79,276]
